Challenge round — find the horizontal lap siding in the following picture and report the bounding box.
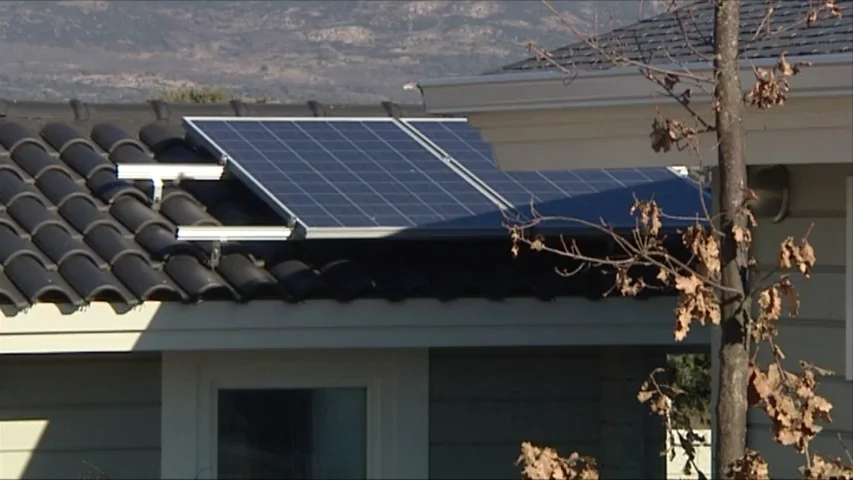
[747,165,852,478]
[0,353,161,479]
[428,347,667,480]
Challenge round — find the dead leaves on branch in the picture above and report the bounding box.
[517,442,599,480]
[671,224,722,340]
[683,225,721,277]
[650,116,701,153]
[674,273,721,341]
[631,199,663,236]
[727,450,771,480]
[753,277,800,341]
[637,368,675,418]
[746,53,813,109]
[802,454,853,480]
[807,0,844,26]
[748,361,834,453]
[780,234,817,278]
[507,192,841,476]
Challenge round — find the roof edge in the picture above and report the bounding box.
[0,98,430,123]
[418,53,853,114]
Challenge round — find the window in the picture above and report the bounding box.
[161,349,428,479]
[217,388,367,480]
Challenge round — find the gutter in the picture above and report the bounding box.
[417,53,853,114]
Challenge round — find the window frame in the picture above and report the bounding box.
[161,349,429,479]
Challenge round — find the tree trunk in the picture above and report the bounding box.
[713,0,751,477]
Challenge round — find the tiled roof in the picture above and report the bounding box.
[490,0,853,73]
[0,99,681,313]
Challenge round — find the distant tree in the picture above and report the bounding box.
[668,353,712,428]
[155,85,231,103]
[154,85,271,104]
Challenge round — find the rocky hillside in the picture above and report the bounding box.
[0,1,672,103]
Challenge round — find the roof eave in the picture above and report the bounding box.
[417,53,853,115]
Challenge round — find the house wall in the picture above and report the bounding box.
[747,164,853,477]
[428,346,670,480]
[0,346,682,480]
[0,353,161,480]
[463,96,853,172]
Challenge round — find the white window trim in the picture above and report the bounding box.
[160,349,429,479]
[846,175,853,381]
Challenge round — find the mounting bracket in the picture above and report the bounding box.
[116,163,225,208]
[176,226,296,267]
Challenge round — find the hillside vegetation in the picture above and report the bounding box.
[0,0,673,102]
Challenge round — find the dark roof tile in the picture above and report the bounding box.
[0,99,684,313]
[490,0,853,74]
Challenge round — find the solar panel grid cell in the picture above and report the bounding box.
[187,119,504,230]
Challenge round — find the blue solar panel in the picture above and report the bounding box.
[404,119,705,228]
[184,118,506,231]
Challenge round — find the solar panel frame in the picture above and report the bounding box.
[398,117,518,212]
[182,116,512,239]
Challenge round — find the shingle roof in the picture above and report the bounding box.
[0,98,682,313]
[490,0,853,74]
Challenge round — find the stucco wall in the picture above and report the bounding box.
[747,164,853,476]
[428,346,668,479]
[0,353,161,479]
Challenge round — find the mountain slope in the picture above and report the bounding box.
[0,1,671,102]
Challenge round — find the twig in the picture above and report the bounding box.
[838,433,853,465]
[674,8,714,63]
[539,0,715,85]
[511,214,742,295]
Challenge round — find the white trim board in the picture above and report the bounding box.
[418,54,853,114]
[0,297,709,354]
[161,349,429,479]
[846,175,853,381]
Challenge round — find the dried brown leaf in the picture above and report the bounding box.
[827,0,843,18]
[673,274,720,341]
[649,117,698,153]
[617,268,645,296]
[747,53,814,109]
[749,360,837,453]
[682,226,721,277]
[664,73,680,90]
[727,449,770,480]
[808,9,819,25]
[518,442,599,480]
[780,236,816,278]
[802,453,853,480]
[637,389,655,404]
[732,224,752,248]
[631,199,663,236]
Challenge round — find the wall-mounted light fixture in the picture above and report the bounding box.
[748,165,791,223]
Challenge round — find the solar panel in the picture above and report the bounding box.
[402,118,704,229]
[183,117,508,237]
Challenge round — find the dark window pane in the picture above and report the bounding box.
[217,388,367,479]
